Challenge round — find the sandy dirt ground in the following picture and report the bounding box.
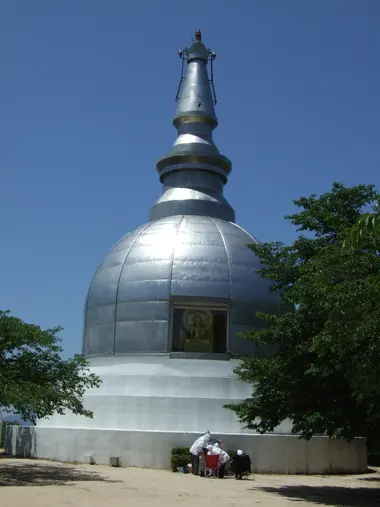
[1,452,379,507]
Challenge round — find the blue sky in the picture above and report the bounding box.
[1,0,379,358]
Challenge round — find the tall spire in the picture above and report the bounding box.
[150,31,235,223]
[173,29,218,129]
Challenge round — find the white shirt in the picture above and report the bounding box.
[207,445,230,465]
[190,432,211,455]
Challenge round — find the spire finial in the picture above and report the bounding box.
[151,32,234,223]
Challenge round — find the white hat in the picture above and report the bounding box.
[237,449,244,456]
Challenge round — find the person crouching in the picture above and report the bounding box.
[206,443,230,479]
[232,449,251,480]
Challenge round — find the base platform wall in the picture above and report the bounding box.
[5,426,367,475]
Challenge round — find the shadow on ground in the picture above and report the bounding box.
[0,459,121,487]
[257,485,380,507]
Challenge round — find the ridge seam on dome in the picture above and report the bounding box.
[168,214,186,297]
[82,231,133,354]
[112,220,162,355]
[232,222,260,245]
[209,217,232,300]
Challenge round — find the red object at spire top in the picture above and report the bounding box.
[195,30,202,41]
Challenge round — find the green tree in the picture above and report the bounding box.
[226,183,380,446]
[345,197,380,250]
[0,311,101,423]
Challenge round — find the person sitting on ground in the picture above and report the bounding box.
[231,449,251,480]
[206,444,230,479]
[189,431,211,475]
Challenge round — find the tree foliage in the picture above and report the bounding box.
[227,183,380,445]
[349,209,380,245]
[344,196,380,255]
[0,311,101,423]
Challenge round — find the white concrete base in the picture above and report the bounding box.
[5,426,367,474]
[3,355,368,474]
[35,355,295,435]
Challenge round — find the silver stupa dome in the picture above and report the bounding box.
[8,31,364,477]
[83,31,279,358]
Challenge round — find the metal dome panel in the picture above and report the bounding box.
[82,33,279,359]
[83,215,277,357]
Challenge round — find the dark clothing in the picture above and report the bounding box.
[191,453,200,475]
[232,454,251,478]
[218,463,225,478]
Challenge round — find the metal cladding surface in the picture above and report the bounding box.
[83,215,278,357]
[82,31,280,358]
[156,36,232,189]
[175,41,216,124]
[149,170,235,222]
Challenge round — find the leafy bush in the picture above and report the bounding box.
[0,421,20,447]
[170,446,190,472]
[171,447,190,455]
